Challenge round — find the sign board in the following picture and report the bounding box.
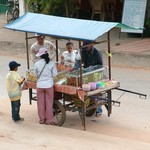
[121,0,147,34]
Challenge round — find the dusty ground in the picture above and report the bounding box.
[0,55,150,150]
[0,14,150,149]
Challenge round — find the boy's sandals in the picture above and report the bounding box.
[14,118,24,122]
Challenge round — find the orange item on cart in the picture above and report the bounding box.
[57,63,72,72]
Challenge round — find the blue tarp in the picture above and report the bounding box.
[4,12,132,41]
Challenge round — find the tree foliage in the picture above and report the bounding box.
[25,0,78,17]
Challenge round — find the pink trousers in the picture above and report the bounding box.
[37,87,54,124]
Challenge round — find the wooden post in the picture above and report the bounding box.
[56,39,59,62]
[79,40,86,131]
[107,31,112,116]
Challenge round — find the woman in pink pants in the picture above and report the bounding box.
[34,47,57,125]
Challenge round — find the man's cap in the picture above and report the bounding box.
[83,40,92,46]
[9,61,21,70]
[36,47,48,57]
[35,33,45,38]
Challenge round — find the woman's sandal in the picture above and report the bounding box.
[45,122,56,125]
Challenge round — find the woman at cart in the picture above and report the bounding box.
[34,47,57,125]
[58,41,80,71]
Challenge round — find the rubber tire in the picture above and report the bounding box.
[86,102,97,117]
[78,101,97,120]
[53,100,66,126]
[13,9,19,20]
[6,10,13,23]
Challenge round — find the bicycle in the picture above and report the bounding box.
[6,0,19,23]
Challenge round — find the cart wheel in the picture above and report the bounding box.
[53,100,66,126]
[78,101,97,119]
[86,102,97,117]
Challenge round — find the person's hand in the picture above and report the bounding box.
[19,76,25,85]
[21,76,25,81]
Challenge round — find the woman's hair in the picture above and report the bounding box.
[66,41,73,46]
[40,53,50,64]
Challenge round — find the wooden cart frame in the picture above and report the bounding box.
[24,31,120,130]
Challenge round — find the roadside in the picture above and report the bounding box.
[0,14,150,70]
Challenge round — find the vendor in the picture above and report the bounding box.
[74,40,104,117]
[31,34,60,64]
[59,41,80,71]
[82,41,103,68]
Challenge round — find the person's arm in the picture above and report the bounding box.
[51,63,58,77]
[15,74,25,85]
[60,55,64,64]
[31,45,38,64]
[20,77,25,85]
[48,41,60,60]
[73,60,81,70]
[73,50,81,70]
[96,48,103,66]
[81,49,86,68]
[34,63,38,78]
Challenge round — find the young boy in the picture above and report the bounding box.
[6,61,25,122]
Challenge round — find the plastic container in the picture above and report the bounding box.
[82,84,91,92]
[89,82,97,90]
[96,82,101,88]
[99,81,106,88]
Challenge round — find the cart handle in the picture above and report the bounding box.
[115,88,147,99]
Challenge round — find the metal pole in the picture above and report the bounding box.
[25,32,30,69]
[79,41,83,88]
[25,32,32,104]
[79,41,86,131]
[56,40,58,62]
[107,31,111,80]
[107,31,112,116]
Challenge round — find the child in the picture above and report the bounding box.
[6,61,25,122]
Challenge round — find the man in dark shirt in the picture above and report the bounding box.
[82,41,103,68]
[82,41,103,116]
[73,41,103,116]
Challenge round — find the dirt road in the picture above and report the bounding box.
[0,55,150,150]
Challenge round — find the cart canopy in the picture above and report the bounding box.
[4,12,135,41]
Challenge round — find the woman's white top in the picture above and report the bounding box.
[62,50,80,68]
[34,59,57,88]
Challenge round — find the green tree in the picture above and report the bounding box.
[25,0,78,17]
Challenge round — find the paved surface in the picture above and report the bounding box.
[111,38,150,54]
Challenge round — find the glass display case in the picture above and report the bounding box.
[66,65,108,86]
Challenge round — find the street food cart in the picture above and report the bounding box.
[4,12,146,130]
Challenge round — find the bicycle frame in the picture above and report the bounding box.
[6,0,19,23]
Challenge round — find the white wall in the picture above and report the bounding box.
[19,0,26,16]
